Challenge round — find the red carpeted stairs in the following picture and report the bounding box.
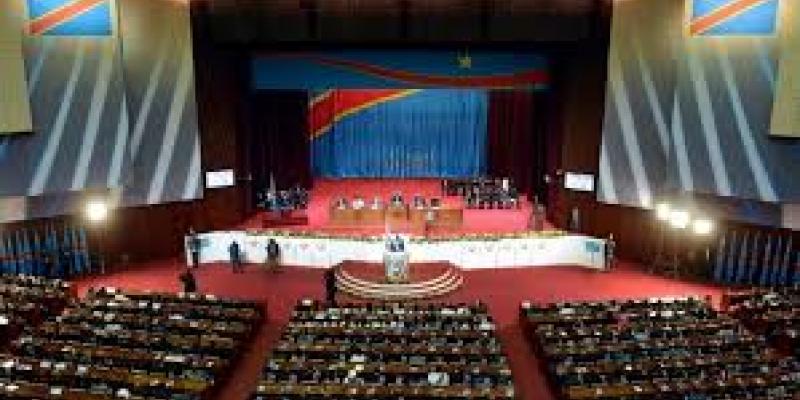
[335,261,463,300]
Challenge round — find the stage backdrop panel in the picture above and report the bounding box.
[0,0,201,222]
[598,0,800,215]
[311,89,487,178]
[0,0,32,134]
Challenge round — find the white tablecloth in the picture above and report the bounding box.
[186,232,607,270]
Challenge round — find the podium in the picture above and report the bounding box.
[384,251,410,283]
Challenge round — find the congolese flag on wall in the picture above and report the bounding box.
[27,0,112,36]
[689,0,780,36]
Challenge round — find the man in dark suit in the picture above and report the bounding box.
[266,238,281,272]
[188,227,201,268]
[179,268,197,292]
[324,268,337,305]
[229,241,243,273]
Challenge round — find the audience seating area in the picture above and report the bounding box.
[725,285,800,357]
[253,299,515,399]
[2,287,264,400]
[0,274,72,348]
[520,296,800,400]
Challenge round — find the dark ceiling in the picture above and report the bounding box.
[201,0,606,44]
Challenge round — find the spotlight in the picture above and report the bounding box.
[692,219,713,235]
[656,202,671,221]
[86,200,108,223]
[669,210,690,229]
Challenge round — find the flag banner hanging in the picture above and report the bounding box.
[27,0,113,36]
[311,89,487,178]
[689,0,779,36]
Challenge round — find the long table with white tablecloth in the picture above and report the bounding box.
[187,231,608,270]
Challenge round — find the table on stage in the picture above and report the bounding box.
[329,205,463,229]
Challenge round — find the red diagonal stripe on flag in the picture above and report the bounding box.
[28,0,106,35]
[690,0,770,35]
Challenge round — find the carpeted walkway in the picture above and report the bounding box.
[73,260,723,400]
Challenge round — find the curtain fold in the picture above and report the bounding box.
[487,89,542,197]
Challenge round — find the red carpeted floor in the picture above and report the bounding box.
[73,260,723,400]
[239,178,550,235]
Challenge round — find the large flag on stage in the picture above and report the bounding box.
[310,89,488,178]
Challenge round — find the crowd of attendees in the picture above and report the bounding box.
[2,287,264,399]
[256,185,309,212]
[442,177,519,209]
[0,275,72,349]
[253,299,515,399]
[521,296,800,399]
[726,285,800,357]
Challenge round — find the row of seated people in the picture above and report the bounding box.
[255,185,309,211]
[442,178,519,209]
[0,274,73,348]
[252,299,515,399]
[724,285,799,357]
[333,193,442,211]
[2,287,264,400]
[520,297,800,399]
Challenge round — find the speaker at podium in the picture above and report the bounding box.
[384,234,410,283]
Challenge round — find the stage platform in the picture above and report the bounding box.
[241,178,547,236]
[195,178,607,270]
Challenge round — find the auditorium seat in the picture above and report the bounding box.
[520,296,800,399]
[2,287,264,399]
[252,299,515,399]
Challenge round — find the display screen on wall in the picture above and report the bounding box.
[564,172,595,192]
[205,169,235,189]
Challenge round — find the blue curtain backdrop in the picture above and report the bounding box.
[311,89,487,178]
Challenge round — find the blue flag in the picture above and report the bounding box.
[712,234,727,283]
[8,234,18,275]
[767,235,783,286]
[0,233,7,274]
[49,225,62,278]
[724,232,738,284]
[736,232,750,284]
[31,230,43,276]
[760,235,772,286]
[78,226,89,274]
[749,233,761,284]
[62,226,73,277]
[781,236,793,286]
[21,230,33,275]
[71,226,82,275]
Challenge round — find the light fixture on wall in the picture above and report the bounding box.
[655,202,671,221]
[85,200,109,223]
[669,209,691,229]
[692,218,713,235]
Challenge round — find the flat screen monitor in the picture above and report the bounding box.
[205,169,235,189]
[564,172,595,192]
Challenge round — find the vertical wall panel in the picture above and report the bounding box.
[0,0,32,134]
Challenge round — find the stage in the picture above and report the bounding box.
[240,178,547,236]
[194,179,604,270]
